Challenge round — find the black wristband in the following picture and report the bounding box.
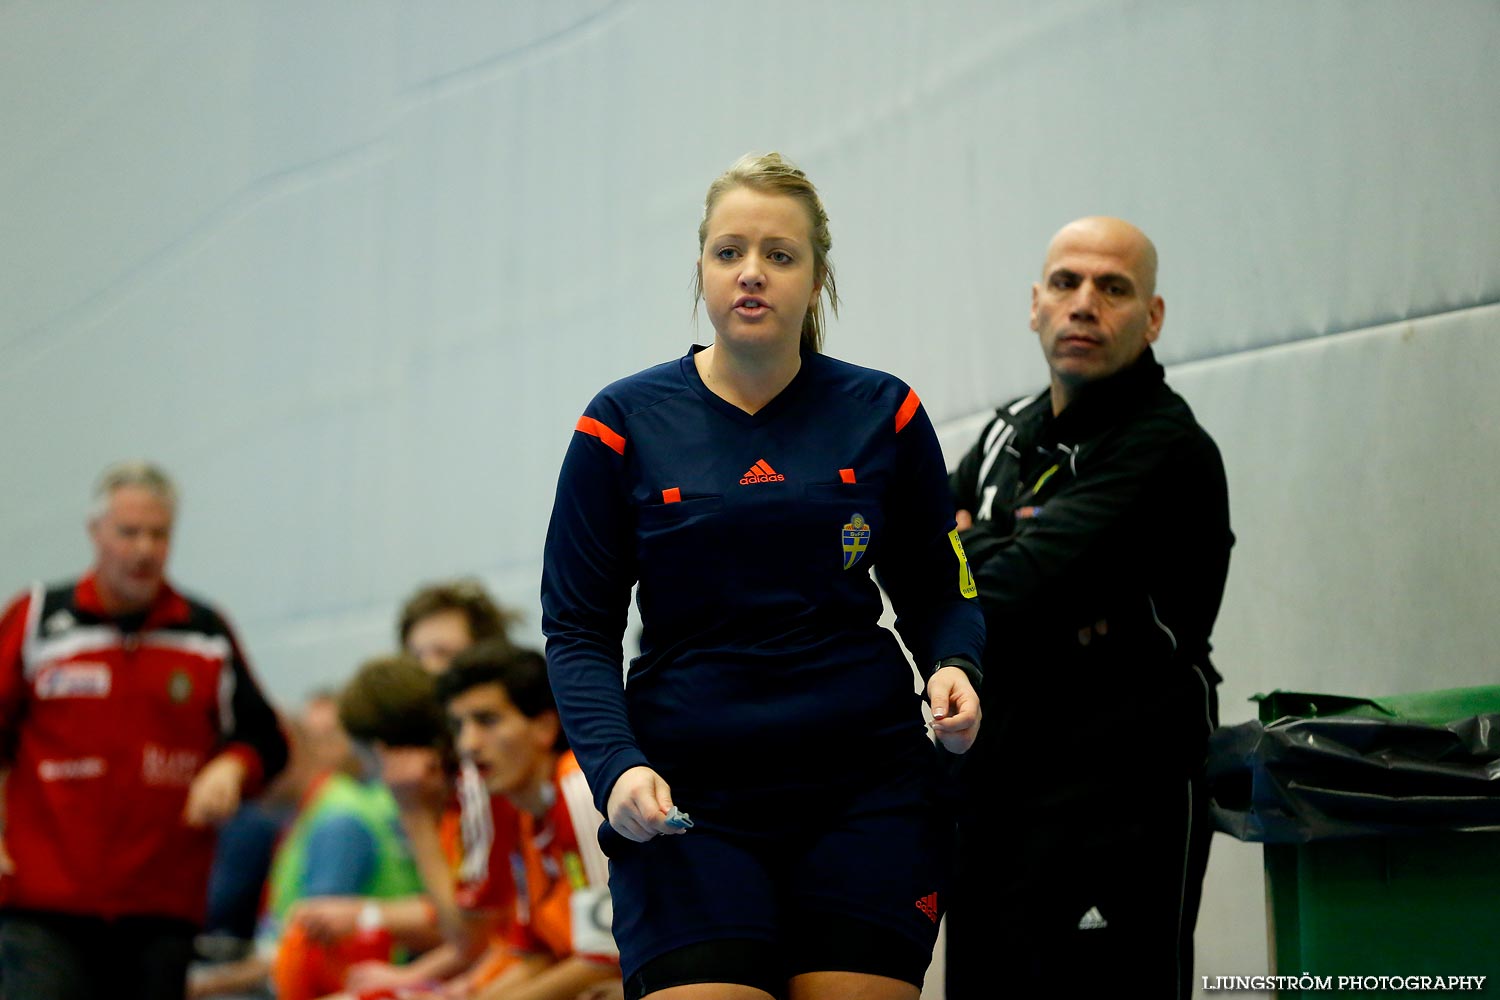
[934,656,982,694]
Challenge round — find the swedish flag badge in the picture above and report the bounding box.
[842,513,871,570]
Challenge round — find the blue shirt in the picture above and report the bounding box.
[542,346,984,812]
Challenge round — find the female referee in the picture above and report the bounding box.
[541,152,984,1000]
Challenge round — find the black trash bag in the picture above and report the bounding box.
[1207,713,1500,843]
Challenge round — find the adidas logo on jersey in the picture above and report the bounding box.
[740,460,784,485]
[915,892,939,923]
[1077,905,1108,930]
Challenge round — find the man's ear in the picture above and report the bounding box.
[1146,294,1165,342]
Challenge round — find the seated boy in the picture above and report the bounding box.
[194,661,433,1000]
[431,643,619,1000]
[327,642,620,1000]
[280,657,491,998]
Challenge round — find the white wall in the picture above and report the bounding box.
[3,2,1497,994]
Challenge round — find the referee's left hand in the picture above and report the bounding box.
[928,666,981,754]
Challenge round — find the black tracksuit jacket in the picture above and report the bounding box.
[949,349,1233,791]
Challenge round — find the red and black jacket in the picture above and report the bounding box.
[0,573,287,922]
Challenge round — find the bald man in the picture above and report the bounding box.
[945,218,1233,998]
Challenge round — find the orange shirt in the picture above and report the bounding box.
[506,751,615,962]
[441,761,518,914]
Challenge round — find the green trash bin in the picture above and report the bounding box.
[1264,832,1500,990]
[1209,685,1500,994]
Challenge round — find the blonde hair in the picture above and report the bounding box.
[694,152,839,353]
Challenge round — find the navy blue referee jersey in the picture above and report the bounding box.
[541,345,985,812]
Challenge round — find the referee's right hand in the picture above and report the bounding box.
[607,765,685,843]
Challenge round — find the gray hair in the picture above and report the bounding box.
[90,460,178,521]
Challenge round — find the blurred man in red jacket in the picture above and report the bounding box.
[0,460,288,1000]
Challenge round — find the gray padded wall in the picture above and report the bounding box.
[4,2,1497,994]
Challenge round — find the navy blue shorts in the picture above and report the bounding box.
[601,748,951,991]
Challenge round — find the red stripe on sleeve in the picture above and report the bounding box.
[662,488,681,503]
[839,468,856,483]
[575,416,626,455]
[894,388,921,433]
